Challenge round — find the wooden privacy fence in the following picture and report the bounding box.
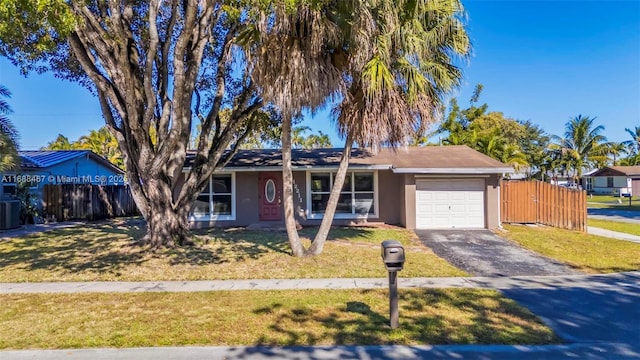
[43,184,139,221]
[500,180,587,232]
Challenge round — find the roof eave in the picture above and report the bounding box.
[392,167,515,174]
[183,164,393,172]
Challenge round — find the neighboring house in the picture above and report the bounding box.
[184,145,513,230]
[0,150,125,199]
[583,166,640,196]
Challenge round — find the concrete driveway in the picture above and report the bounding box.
[415,229,580,277]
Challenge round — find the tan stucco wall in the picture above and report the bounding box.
[402,174,417,229]
[188,169,502,230]
[486,174,500,229]
[377,171,403,225]
[236,172,260,224]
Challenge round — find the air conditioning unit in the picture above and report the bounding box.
[0,200,21,230]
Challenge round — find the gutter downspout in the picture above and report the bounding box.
[498,174,503,229]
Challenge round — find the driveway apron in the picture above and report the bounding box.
[501,271,640,352]
[415,229,580,276]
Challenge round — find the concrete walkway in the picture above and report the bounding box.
[588,226,640,243]
[1,272,637,294]
[2,272,639,359]
[0,221,84,239]
[3,343,637,360]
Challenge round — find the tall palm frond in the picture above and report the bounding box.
[336,0,469,149]
[554,115,607,177]
[0,85,19,171]
[623,126,640,155]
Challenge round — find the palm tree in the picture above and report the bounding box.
[311,0,469,255]
[619,153,640,166]
[553,115,607,178]
[77,127,123,168]
[242,0,469,256]
[43,134,74,150]
[303,131,332,149]
[604,142,628,166]
[475,132,528,172]
[239,3,344,256]
[0,85,19,171]
[623,126,640,155]
[291,126,311,149]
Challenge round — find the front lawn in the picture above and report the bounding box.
[0,220,467,282]
[587,195,640,210]
[0,289,558,349]
[588,218,640,236]
[498,224,640,273]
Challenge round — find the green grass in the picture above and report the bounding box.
[588,218,640,236]
[587,195,640,210]
[0,220,467,282]
[498,224,640,273]
[0,289,559,349]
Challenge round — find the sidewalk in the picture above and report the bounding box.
[2,272,639,359]
[2,271,638,294]
[588,226,640,243]
[2,343,636,360]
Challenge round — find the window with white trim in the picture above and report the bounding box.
[607,176,614,188]
[309,171,376,218]
[191,173,235,220]
[586,177,593,191]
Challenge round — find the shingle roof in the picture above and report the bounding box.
[592,165,640,176]
[18,150,123,174]
[186,145,513,174]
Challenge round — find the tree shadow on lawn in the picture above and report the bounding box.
[0,226,149,276]
[250,289,559,347]
[0,222,236,276]
[0,221,412,278]
[298,226,409,244]
[191,228,292,258]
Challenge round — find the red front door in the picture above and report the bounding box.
[259,172,282,221]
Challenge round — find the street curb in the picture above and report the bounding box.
[1,342,638,360]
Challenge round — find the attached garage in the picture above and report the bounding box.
[415,179,485,229]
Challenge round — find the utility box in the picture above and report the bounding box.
[381,240,405,271]
[0,200,21,230]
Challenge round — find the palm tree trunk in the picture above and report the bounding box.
[307,135,353,255]
[281,114,307,257]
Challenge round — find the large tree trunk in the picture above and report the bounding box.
[144,202,190,248]
[140,177,192,248]
[307,135,353,255]
[281,114,307,257]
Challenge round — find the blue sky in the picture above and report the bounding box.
[1,0,639,150]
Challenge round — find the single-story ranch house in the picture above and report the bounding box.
[0,150,124,199]
[583,166,640,196]
[184,145,513,230]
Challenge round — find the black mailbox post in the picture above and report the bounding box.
[381,240,405,329]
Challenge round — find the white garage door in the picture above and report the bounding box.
[416,179,485,229]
